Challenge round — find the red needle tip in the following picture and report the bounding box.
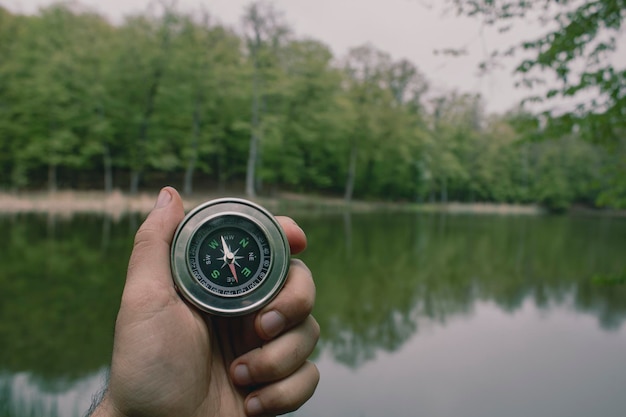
[228,262,238,283]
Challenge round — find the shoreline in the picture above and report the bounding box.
[0,189,543,218]
[1,189,618,218]
[0,189,212,220]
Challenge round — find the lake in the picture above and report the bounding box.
[1,210,625,417]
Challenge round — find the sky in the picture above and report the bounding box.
[2,0,611,114]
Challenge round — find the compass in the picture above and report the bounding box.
[170,198,290,316]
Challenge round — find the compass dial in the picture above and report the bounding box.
[171,198,290,316]
[190,216,270,296]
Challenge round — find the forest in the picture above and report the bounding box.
[0,1,624,211]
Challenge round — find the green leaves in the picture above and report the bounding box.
[0,2,623,209]
[448,0,626,206]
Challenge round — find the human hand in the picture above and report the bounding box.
[91,187,319,417]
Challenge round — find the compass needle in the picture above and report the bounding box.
[228,260,239,284]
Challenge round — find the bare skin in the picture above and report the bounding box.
[91,187,320,417]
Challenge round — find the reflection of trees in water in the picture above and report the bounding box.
[299,213,626,369]
[0,369,104,417]
[576,282,626,331]
[324,300,419,368]
[1,212,625,391]
[0,215,133,385]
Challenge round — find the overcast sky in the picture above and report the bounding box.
[1,0,601,114]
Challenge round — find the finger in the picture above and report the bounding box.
[231,315,319,386]
[124,187,185,303]
[244,361,320,417]
[276,216,307,255]
[255,259,315,340]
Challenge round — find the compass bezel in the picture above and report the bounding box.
[171,198,290,317]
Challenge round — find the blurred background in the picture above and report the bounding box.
[0,1,625,416]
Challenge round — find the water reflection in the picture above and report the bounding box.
[0,369,105,417]
[297,213,626,369]
[296,299,626,417]
[0,212,625,416]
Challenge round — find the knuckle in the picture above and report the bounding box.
[253,362,320,415]
[286,265,315,312]
[255,348,285,380]
[133,220,160,246]
[260,382,296,414]
[291,286,314,315]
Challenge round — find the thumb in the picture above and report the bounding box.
[125,187,185,299]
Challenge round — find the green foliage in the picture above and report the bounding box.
[0,2,623,209]
[450,0,626,207]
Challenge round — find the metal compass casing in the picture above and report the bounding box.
[171,198,290,317]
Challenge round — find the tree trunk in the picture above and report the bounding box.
[440,176,448,204]
[183,161,195,196]
[48,162,57,194]
[246,59,261,198]
[130,170,141,195]
[246,132,260,198]
[131,73,159,196]
[130,13,171,195]
[344,144,358,202]
[215,136,226,193]
[522,143,529,195]
[255,140,263,194]
[184,92,202,196]
[103,144,113,194]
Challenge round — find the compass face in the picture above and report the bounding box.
[171,199,290,316]
[189,216,270,297]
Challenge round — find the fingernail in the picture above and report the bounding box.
[234,364,252,385]
[260,310,286,339]
[246,397,263,416]
[154,188,172,208]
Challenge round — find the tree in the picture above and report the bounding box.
[67,8,117,193]
[449,0,626,206]
[341,45,395,202]
[0,7,25,189]
[3,4,107,192]
[159,11,244,195]
[376,59,430,201]
[0,1,621,209]
[259,39,346,193]
[242,1,290,198]
[450,0,625,128]
[423,93,485,203]
[109,4,177,195]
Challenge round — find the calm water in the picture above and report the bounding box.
[0,211,625,417]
